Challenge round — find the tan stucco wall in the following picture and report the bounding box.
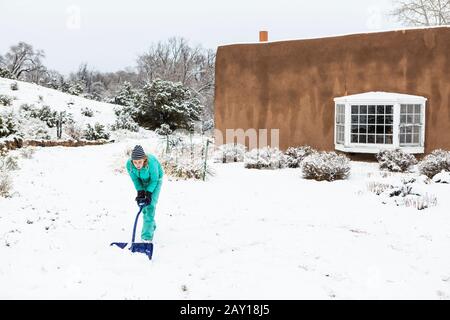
[214,27,450,154]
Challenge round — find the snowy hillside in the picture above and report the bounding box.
[0,77,117,126]
[1,138,450,299]
[0,77,152,142]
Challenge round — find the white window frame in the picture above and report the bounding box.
[335,104,345,144]
[333,94,427,154]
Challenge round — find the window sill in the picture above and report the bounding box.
[335,144,424,154]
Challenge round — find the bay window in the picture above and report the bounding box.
[334,92,426,153]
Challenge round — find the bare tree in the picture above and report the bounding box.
[0,42,46,80]
[137,37,215,120]
[391,0,450,26]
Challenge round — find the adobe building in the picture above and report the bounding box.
[214,27,450,156]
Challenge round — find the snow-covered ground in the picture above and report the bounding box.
[1,138,450,299]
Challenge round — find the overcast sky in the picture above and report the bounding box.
[0,0,401,75]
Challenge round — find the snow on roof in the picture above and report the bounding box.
[333,91,427,103]
[219,25,450,47]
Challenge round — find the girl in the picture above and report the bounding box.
[126,145,164,243]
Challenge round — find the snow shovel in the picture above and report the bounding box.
[110,199,153,260]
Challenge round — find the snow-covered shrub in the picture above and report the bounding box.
[0,172,12,197]
[10,82,19,91]
[157,132,186,154]
[18,117,51,140]
[0,153,17,197]
[432,170,450,184]
[369,174,437,210]
[83,123,110,140]
[160,156,214,180]
[376,148,417,172]
[19,103,35,113]
[0,154,19,171]
[66,81,84,96]
[244,147,286,169]
[156,135,215,180]
[403,193,438,210]
[301,151,350,181]
[0,94,13,106]
[109,81,141,107]
[284,145,317,168]
[20,147,36,159]
[0,67,15,79]
[64,122,84,140]
[0,111,19,137]
[155,124,172,136]
[367,181,394,195]
[24,105,57,127]
[201,119,214,134]
[418,149,450,178]
[81,107,94,117]
[110,112,139,132]
[213,143,246,163]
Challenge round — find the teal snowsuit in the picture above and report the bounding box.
[126,153,164,241]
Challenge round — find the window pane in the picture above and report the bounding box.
[351,125,358,134]
[413,126,420,134]
[367,135,375,144]
[406,126,412,134]
[376,135,384,144]
[400,126,405,133]
[359,135,367,143]
[401,104,407,113]
[385,115,393,124]
[412,133,419,144]
[414,104,421,113]
[376,125,384,134]
[400,134,405,143]
[351,115,358,124]
[405,134,412,143]
[352,105,358,114]
[368,105,376,114]
[377,105,384,114]
[368,125,375,134]
[385,125,393,134]
[359,125,367,134]
[407,115,413,124]
[359,115,367,123]
[351,134,358,143]
[360,105,367,114]
[376,115,384,124]
[386,105,393,114]
[413,114,420,124]
[400,115,406,123]
[385,135,393,144]
[407,104,414,113]
[368,115,376,124]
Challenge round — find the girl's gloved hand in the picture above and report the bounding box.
[145,191,153,204]
[135,190,146,201]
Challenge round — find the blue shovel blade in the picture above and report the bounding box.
[110,242,128,249]
[130,242,153,259]
[110,242,153,259]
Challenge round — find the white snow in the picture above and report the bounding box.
[334,91,427,103]
[1,139,450,299]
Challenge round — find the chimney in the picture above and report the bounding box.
[259,30,268,42]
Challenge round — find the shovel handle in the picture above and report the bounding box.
[131,205,145,244]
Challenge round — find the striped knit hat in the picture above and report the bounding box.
[131,145,146,160]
